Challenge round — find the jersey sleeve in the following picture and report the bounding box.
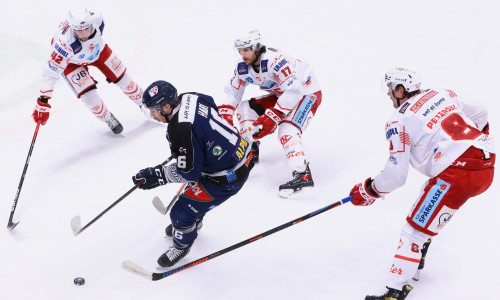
[372,121,412,195]
[40,22,73,97]
[166,121,203,182]
[453,91,489,131]
[269,55,304,113]
[222,69,247,108]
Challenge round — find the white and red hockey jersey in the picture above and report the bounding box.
[372,89,495,195]
[223,47,320,114]
[40,12,106,98]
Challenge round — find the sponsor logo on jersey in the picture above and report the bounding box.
[47,61,58,71]
[237,62,249,75]
[410,90,439,113]
[70,39,82,54]
[426,104,458,129]
[184,182,213,202]
[427,205,456,234]
[261,59,268,72]
[292,94,316,127]
[197,103,209,118]
[212,145,222,156]
[78,54,85,59]
[412,179,450,227]
[110,55,122,71]
[273,59,287,72]
[389,155,398,165]
[280,135,293,146]
[399,102,411,114]
[54,43,69,57]
[245,77,254,83]
[422,98,445,117]
[386,127,398,139]
[70,69,90,87]
[232,138,248,161]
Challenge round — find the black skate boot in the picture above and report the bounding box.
[412,238,432,281]
[157,245,190,267]
[365,285,413,300]
[278,162,314,198]
[165,219,203,237]
[105,113,123,134]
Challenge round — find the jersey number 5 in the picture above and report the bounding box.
[441,113,481,141]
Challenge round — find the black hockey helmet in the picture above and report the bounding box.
[142,80,178,112]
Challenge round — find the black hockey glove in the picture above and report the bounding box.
[132,164,169,190]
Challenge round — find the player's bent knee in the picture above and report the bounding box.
[170,202,197,228]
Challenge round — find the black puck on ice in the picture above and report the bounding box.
[74,277,85,285]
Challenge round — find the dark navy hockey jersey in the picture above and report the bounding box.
[166,92,249,182]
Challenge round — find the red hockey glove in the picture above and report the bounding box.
[33,96,51,125]
[252,107,285,139]
[218,105,236,126]
[350,178,380,206]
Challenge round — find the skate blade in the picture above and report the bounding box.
[279,186,313,199]
[412,269,420,281]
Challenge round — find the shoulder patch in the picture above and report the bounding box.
[70,39,82,54]
[399,102,411,114]
[178,94,199,123]
[237,62,248,75]
[261,59,268,73]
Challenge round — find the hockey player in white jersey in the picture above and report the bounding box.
[349,67,495,300]
[219,30,322,198]
[32,8,145,134]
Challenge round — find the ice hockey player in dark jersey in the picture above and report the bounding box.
[132,80,257,267]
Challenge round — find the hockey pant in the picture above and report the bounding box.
[169,177,247,249]
[62,44,143,118]
[236,91,322,173]
[386,146,495,290]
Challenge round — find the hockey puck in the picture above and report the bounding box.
[74,277,85,285]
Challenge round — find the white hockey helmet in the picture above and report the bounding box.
[384,67,422,92]
[68,8,92,31]
[234,30,262,51]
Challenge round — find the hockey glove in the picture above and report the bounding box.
[132,164,169,190]
[218,105,236,126]
[350,178,380,206]
[33,96,51,125]
[252,107,285,139]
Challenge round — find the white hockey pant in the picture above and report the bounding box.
[114,72,143,106]
[236,101,309,173]
[81,89,112,122]
[386,223,430,290]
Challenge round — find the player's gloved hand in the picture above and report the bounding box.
[33,96,51,125]
[132,164,168,190]
[218,105,235,126]
[252,107,285,139]
[350,178,380,206]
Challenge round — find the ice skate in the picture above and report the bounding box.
[157,245,190,268]
[165,219,203,237]
[105,113,123,134]
[251,141,260,164]
[365,285,413,300]
[279,162,314,198]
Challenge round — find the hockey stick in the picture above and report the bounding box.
[7,121,42,230]
[122,195,353,281]
[71,156,175,236]
[152,182,188,215]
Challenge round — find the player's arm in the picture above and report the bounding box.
[220,71,247,125]
[351,122,412,205]
[454,92,489,133]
